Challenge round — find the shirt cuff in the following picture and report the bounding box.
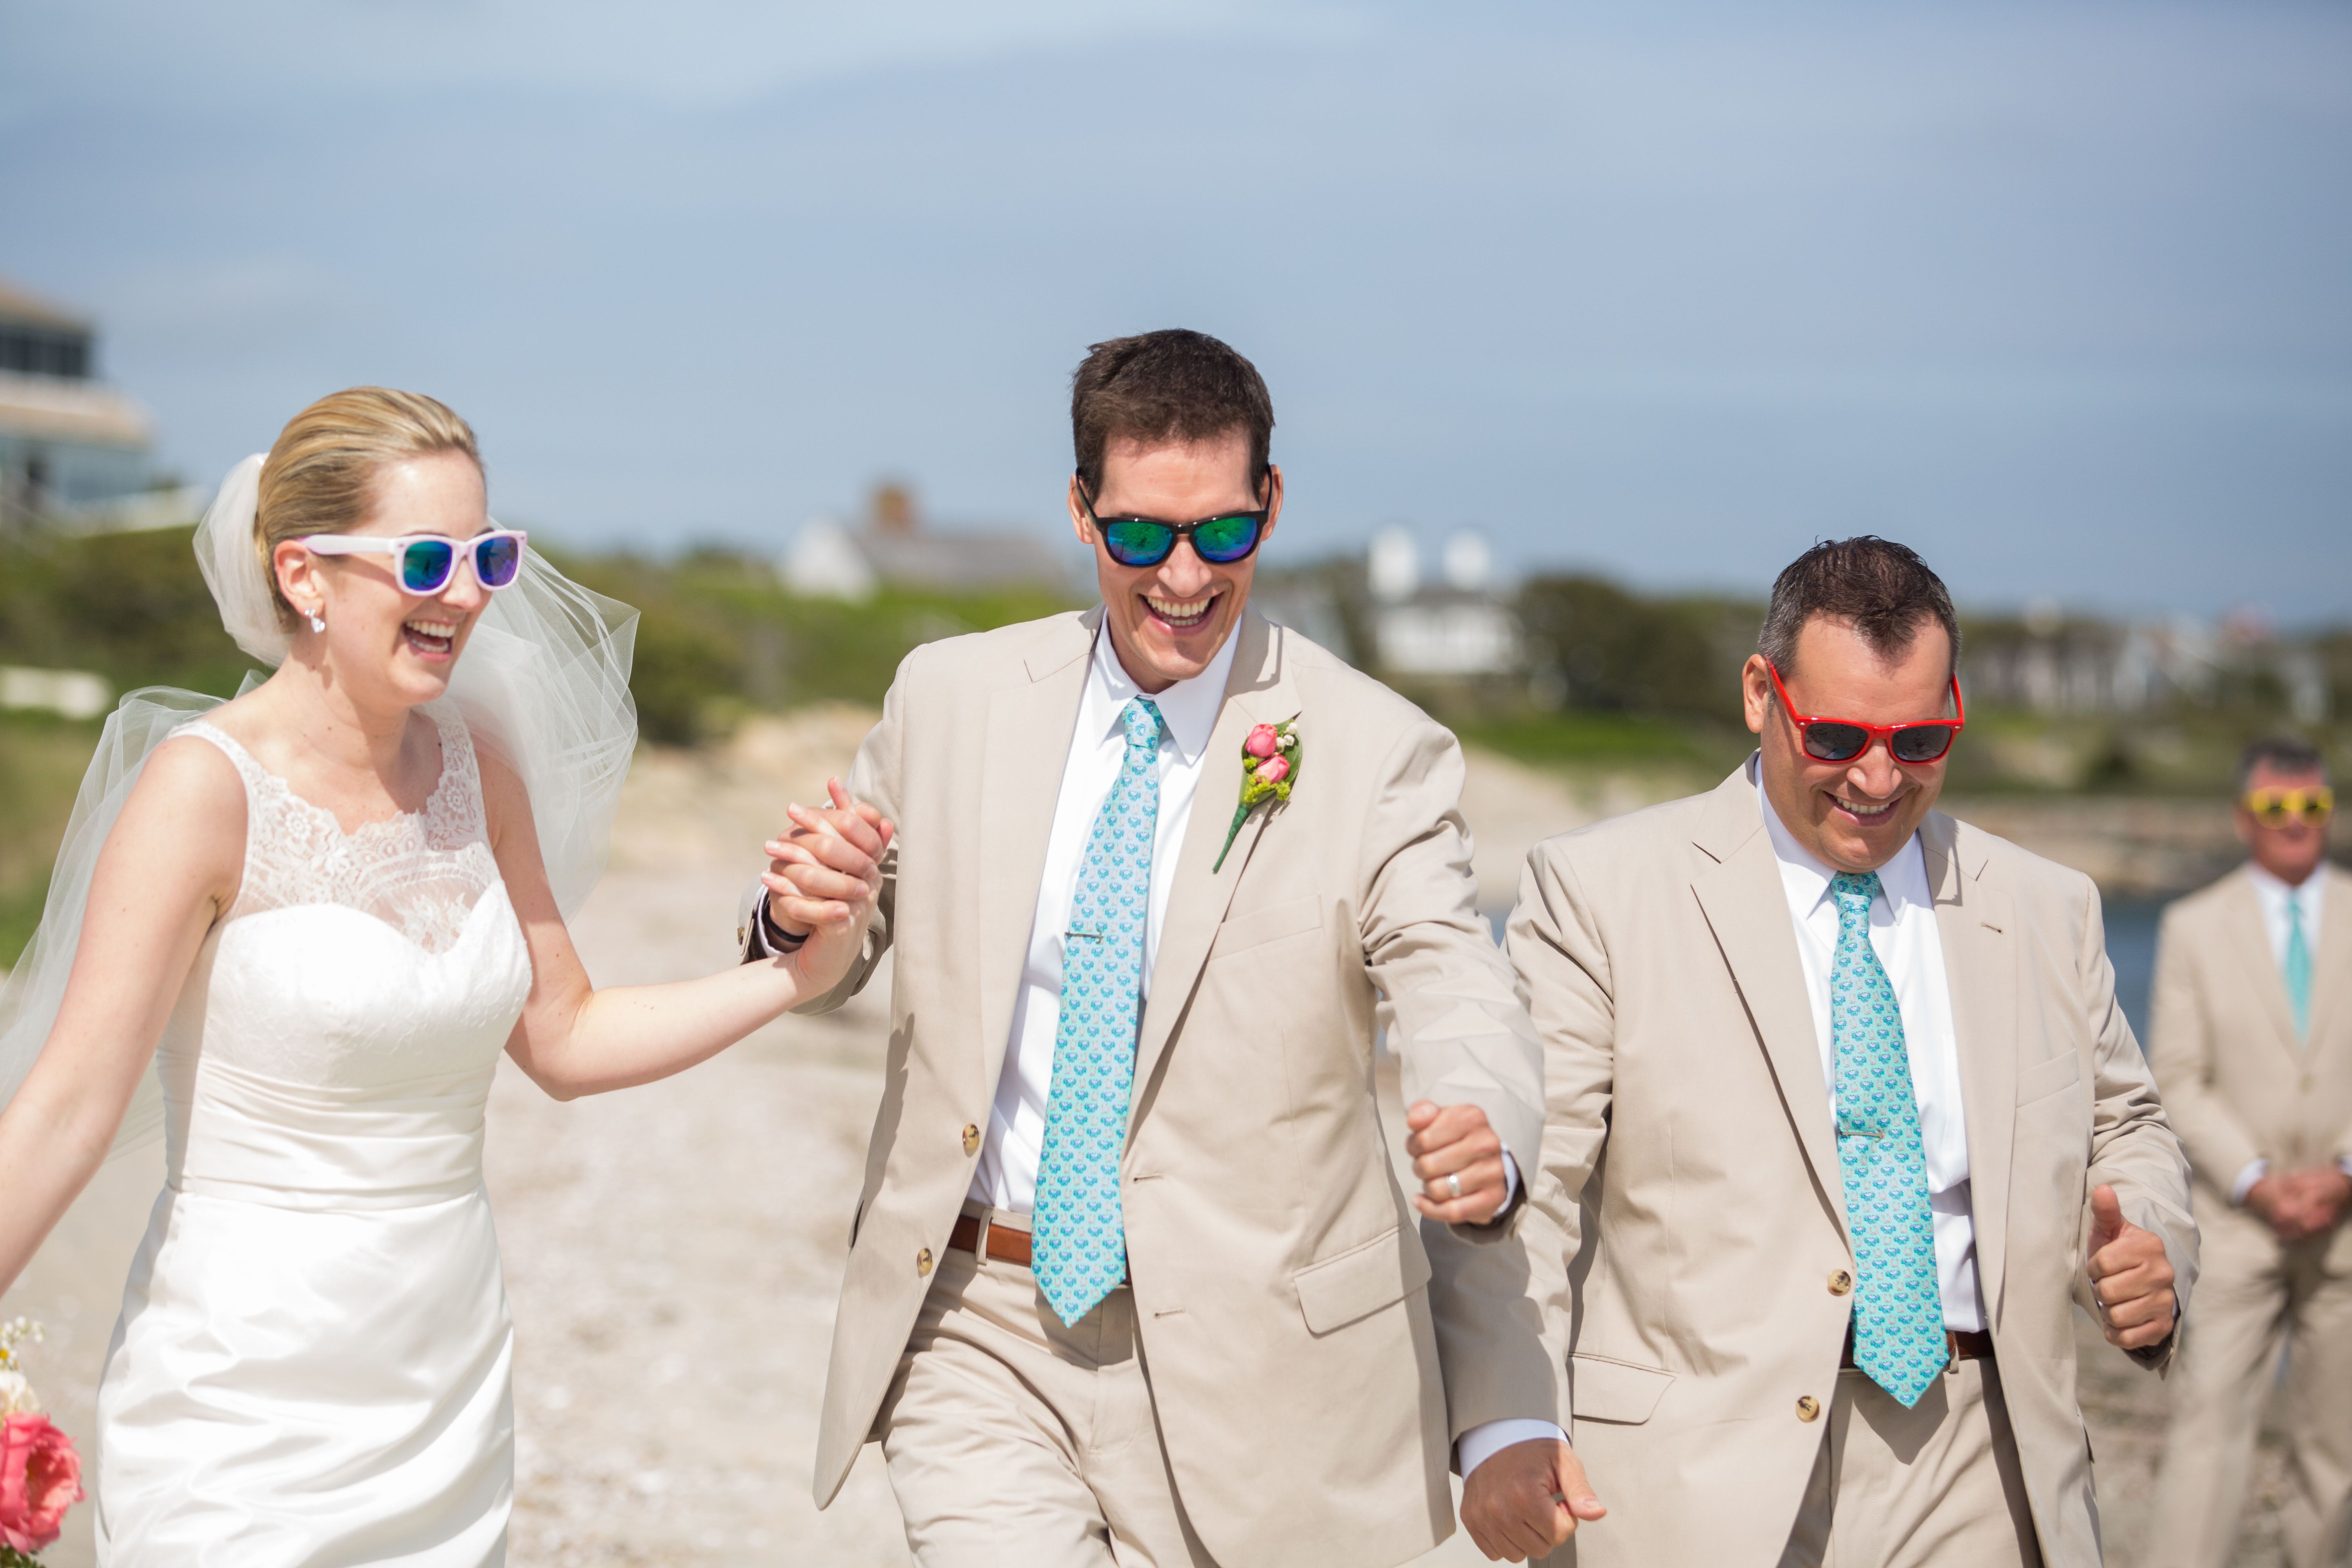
[1459,1418,1568,1479]
[746,890,807,957]
[2232,1159,2269,1207]
[1502,1150,1521,1208]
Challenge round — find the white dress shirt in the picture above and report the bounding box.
[968,627,1238,1211]
[2248,862,2328,978]
[1759,765,1986,1333]
[2231,863,2340,1203]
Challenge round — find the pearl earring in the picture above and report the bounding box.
[308,608,326,633]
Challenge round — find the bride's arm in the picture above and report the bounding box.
[0,738,245,1296]
[484,751,883,1100]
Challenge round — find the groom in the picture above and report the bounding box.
[745,329,1550,1567]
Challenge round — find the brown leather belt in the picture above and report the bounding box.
[1842,1323,1993,1370]
[949,1212,1033,1269]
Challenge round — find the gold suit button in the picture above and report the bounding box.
[1796,1395,1821,1423]
[962,1123,981,1157]
[1828,1270,1854,1296]
[915,1247,933,1276]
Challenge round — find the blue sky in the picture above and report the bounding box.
[3,1,2346,619]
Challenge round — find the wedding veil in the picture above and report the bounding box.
[0,453,639,1150]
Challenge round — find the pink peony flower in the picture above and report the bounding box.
[1244,724,1281,759]
[1256,754,1290,785]
[0,1413,84,1554]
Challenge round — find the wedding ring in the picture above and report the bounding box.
[1446,1173,1463,1200]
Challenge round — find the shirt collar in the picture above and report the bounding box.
[1753,755,1931,915]
[1086,617,1241,764]
[2247,861,2325,914]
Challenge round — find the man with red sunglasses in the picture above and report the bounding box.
[1432,536,2196,1564]
[2144,736,2351,1568]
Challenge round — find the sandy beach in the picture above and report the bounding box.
[1,712,2289,1565]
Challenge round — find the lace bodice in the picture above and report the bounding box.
[180,708,502,956]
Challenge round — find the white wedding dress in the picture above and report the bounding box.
[94,707,530,1565]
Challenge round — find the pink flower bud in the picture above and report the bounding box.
[1257,754,1290,785]
[0,1413,84,1554]
[1244,724,1280,759]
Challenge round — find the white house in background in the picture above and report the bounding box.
[1368,526,1521,677]
[0,666,113,720]
[0,278,174,530]
[781,483,1071,601]
[783,517,879,599]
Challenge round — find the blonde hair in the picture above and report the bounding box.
[256,387,481,628]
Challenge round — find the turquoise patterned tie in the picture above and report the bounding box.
[1033,697,1164,1326]
[2285,898,2313,1044]
[1829,871,1945,1408]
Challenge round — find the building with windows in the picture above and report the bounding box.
[782,482,1075,600]
[1365,526,1522,677]
[0,278,159,528]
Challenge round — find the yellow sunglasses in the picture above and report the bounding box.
[2242,786,2334,827]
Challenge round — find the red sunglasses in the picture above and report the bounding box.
[1765,661,1966,764]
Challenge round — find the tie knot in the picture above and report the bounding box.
[1121,697,1165,752]
[1830,870,1882,917]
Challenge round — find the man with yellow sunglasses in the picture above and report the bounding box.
[2147,735,2351,1568]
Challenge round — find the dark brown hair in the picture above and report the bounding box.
[1070,330,1274,492]
[1757,536,1960,678]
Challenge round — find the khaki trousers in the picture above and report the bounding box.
[876,1231,1216,1568]
[2147,1203,2352,1568]
[1775,1360,2042,1568]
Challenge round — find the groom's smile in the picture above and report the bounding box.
[1071,429,1282,695]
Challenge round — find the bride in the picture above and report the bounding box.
[0,387,884,1563]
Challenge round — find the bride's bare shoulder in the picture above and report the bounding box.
[136,726,249,823]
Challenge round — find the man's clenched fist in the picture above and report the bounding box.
[1461,1438,1605,1562]
[2087,1184,2177,1352]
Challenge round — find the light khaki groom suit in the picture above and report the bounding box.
[783,606,1547,1568]
[1431,762,2198,1566]
[2145,863,2352,1568]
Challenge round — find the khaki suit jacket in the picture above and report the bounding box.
[1428,764,2198,1568]
[786,607,1546,1568]
[2146,864,2352,1270]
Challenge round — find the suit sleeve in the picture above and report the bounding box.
[736,653,908,1015]
[1356,717,1546,1214]
[2142,901,2264,1196]
[1422,839,1615,1439]
[2071,875,2198,1369]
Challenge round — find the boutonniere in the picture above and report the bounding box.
[1213,719,1302,872]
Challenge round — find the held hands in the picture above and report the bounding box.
[760,778,893,991]
[2247,1167,2352,1244]
[2087,1184,2178,1352]
[1461,1438,1604,1562]
[1406,1101,1510,1226]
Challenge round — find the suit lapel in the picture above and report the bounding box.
[1688,768,1847,1237]
[974,611,1097,1101]
[1130,611,1287,1116]
[2220,873,2303,1060]
[2307,866,2350,1050]
[1927,814,2018,1324]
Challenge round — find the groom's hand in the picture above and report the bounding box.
[1461,1438,1603,1561]
[2087,1184,2177,1351]
[1406,1101,1509,1225]
[761,778,892,943]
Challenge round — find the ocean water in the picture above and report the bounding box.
[2104,899,2164,1048]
